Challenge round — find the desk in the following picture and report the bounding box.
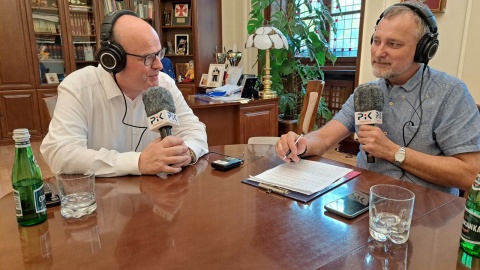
[0,145,473,269]
[186,96,279,146]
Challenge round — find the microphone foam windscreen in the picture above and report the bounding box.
[354,83,384,112]
[142,86,176,116]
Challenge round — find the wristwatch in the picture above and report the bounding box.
[394,147,406,166]
[188,148,197,164]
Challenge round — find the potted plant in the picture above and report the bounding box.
[247,0,338,126]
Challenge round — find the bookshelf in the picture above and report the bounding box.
[159,0,222,96]
[101,0,159,30]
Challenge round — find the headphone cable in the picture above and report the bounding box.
[113,73,147,152]
[400,64,428,182]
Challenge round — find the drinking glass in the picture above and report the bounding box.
[56,169,96,218]
[369,184,415,244]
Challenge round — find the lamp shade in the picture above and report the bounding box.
[245,26,288,50]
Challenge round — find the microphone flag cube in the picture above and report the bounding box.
[355,110,382,125]
[147,110,180,132]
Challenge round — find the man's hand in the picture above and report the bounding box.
[357,125,397,161]
[138,136,191,175]
[276,131,307,163]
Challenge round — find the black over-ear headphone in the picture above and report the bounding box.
[97,10,138,74]
[371,2,439,64]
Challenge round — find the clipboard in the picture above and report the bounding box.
[242,170,361,203]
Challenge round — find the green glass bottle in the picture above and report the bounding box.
[460,174,480,257]
[11,129,47,226]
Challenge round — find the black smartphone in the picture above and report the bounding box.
[44,181,60,207]
[211,157,243,171]
[324,191,369,219]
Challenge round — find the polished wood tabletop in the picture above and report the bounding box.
[0,145,476,269]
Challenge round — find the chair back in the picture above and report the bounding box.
[247,136,279,145]
[43,95,57,121]
[297,80,325,134]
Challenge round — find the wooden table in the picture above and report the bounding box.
[0,145,475,269]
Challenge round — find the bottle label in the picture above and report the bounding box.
[13,189,22,216]
[35,183,47,213]
[471,175,480,191]
[461,207,480,244]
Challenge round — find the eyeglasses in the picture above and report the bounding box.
[125,48,166,66]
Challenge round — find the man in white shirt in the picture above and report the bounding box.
[41,11,208,177]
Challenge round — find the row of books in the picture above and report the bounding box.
[69,5,93,12]
[33,18,58,34]
[73,44,96,61]
[136,1,154,19]
[102,0,153,19]
[37,43,63,60]
[103,0,125,14]
[70,13,95,35]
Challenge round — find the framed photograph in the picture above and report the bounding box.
[174,34,189,55]
[199,74,209,87]
[172,3,191,25]
[401,0,447,13]
[45,73,59,84]
[226,66,243,85]
[175,62,190,80]
[206,64,226,88]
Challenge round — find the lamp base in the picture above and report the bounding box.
[259,90,277,99]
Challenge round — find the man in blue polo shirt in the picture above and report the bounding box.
[275,1,480,195]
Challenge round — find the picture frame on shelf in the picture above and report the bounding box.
[206,64,225,88]
[175,62,190,81]
[199,74,208,87]
[172,3,191,25]
[175,34,189,55]
[45,73,59,84]
[400,0,447,13]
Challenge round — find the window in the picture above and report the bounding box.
[297,0,362,58]
[328,0,362,57]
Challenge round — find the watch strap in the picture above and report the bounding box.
[394,147,406,166]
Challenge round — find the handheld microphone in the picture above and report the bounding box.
[354,83,384,163]
[142,86,179,139]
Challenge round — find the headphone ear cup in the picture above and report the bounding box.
[414,34,430,64]
[97,42,126,73]
[414,34,439,64]
[109,43,127,73]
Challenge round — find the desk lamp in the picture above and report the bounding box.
[245,26,288,99]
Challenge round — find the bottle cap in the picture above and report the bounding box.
[12,128,31,143]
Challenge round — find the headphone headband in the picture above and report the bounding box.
[393,2,438,36]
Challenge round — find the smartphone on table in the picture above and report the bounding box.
[324,191,369,219]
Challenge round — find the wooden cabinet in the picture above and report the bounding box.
[187,97,279,146]
[0,0,38,142]
[27,0,104,86]
[159,0,222,94]
[0,90,42,140]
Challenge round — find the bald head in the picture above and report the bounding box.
[112,15,160,53]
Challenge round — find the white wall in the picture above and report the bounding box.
[221,0,258,75]
[223,0,480,102]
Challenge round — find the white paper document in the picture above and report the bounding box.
[249,159,353,195]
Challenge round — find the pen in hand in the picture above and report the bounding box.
[283,134,304,160]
